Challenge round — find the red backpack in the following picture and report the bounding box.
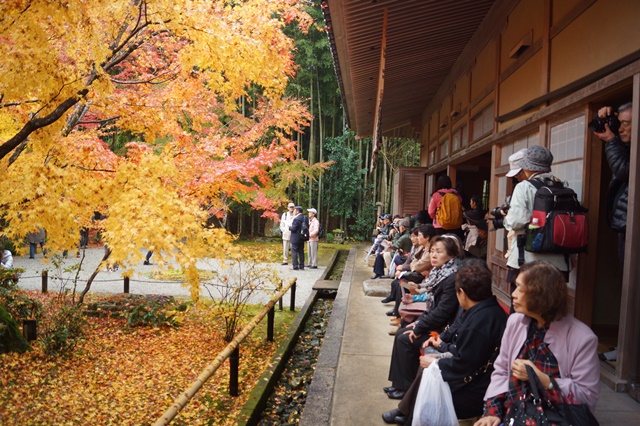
[524,178,588,255]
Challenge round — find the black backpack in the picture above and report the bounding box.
[318,224,325,239]
[523,178,588,255]
[300,218,310,241]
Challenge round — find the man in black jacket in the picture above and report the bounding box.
[289,206,309,271]
[592,102,631,265]
[592,102,632,363]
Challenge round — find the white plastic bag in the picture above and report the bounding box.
[412,361,458,426]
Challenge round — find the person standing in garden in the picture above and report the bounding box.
[289,206,309,271]
[307,208,320,269]
[280,202,296,265]
[26,228,46,259]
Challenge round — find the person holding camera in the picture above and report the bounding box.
[591,102,631,266]
[502,146,570,305]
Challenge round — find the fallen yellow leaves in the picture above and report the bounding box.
[0,293,294,425]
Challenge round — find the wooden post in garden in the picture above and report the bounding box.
[229,346,239,397]
[124,277,129,294]
[267,305,275,342]
[41,270,48,293]
[290,281,296,312]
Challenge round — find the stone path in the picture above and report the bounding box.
[13,247,324,308]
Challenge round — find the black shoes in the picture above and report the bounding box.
[383,386,397,393]
[382,408,406,424]
[385,310,397,317]
[372,274,382,279]
[381,296,393,303]
[386,389,406,400]
[143,260,152,265]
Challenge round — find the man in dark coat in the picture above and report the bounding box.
[592,102,631,266]
[382,259,508,424]
[289,206,309,271]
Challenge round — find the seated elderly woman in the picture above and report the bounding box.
[383,224,436,319]
[384,234,463,400]
[474,261,600,426]
[382,259,508,424]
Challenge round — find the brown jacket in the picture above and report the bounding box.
[409,245,433,274]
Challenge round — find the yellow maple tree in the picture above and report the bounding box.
[0,0,314,299]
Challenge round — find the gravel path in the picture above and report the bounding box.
[12,247,324,308]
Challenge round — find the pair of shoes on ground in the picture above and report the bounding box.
[382,386,406,401]
[291,267,304,270]
[143,260,152,265]
[382,407,406,424]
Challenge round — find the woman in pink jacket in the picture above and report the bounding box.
[475,261,600,425]
[428,175,463,238]
[306,208,320,269]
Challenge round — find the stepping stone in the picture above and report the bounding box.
[313,280,340,291]
[362,278,393,297]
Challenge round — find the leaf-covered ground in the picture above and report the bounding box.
[0,292,296,425]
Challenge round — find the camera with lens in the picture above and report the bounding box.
[588,115,620,134]
[488,197,511,230]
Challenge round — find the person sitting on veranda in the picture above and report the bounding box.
[384,235,463,400]
[382,259,508,424]
[474,261,600,426]
[383,224,435,319]
[373,218,413,279]
[367,214,393,259]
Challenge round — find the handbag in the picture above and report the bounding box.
[549,377,599,426]
[504,365,599,426]
[402,271,424,283]
[399,301,427,324]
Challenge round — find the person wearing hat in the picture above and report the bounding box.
[505,148,528,180]
[462,208,488,260]
[307,208,319,269]
[503,145,570,306]
[366,214,393,259]
[279,202,296,265]
[375,218,413,279]
[289,206,309,271]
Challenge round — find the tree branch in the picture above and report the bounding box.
[0,89,88,161]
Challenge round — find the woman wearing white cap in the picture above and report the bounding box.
[307,208,319,269]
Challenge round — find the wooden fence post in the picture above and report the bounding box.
[41,270,48,293]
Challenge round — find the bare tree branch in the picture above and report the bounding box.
[0,90,88,161]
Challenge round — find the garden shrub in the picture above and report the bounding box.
[41,303,86,356]
[125,300,183,327]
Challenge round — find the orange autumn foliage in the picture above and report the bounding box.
[0,0,314,294]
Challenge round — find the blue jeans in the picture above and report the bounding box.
[29,242,45,258]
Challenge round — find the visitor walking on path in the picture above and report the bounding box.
[26,228,46,259]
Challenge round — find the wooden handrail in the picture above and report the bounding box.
[153,277,297,426]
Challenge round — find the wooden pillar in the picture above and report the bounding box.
[617,73,640,387]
